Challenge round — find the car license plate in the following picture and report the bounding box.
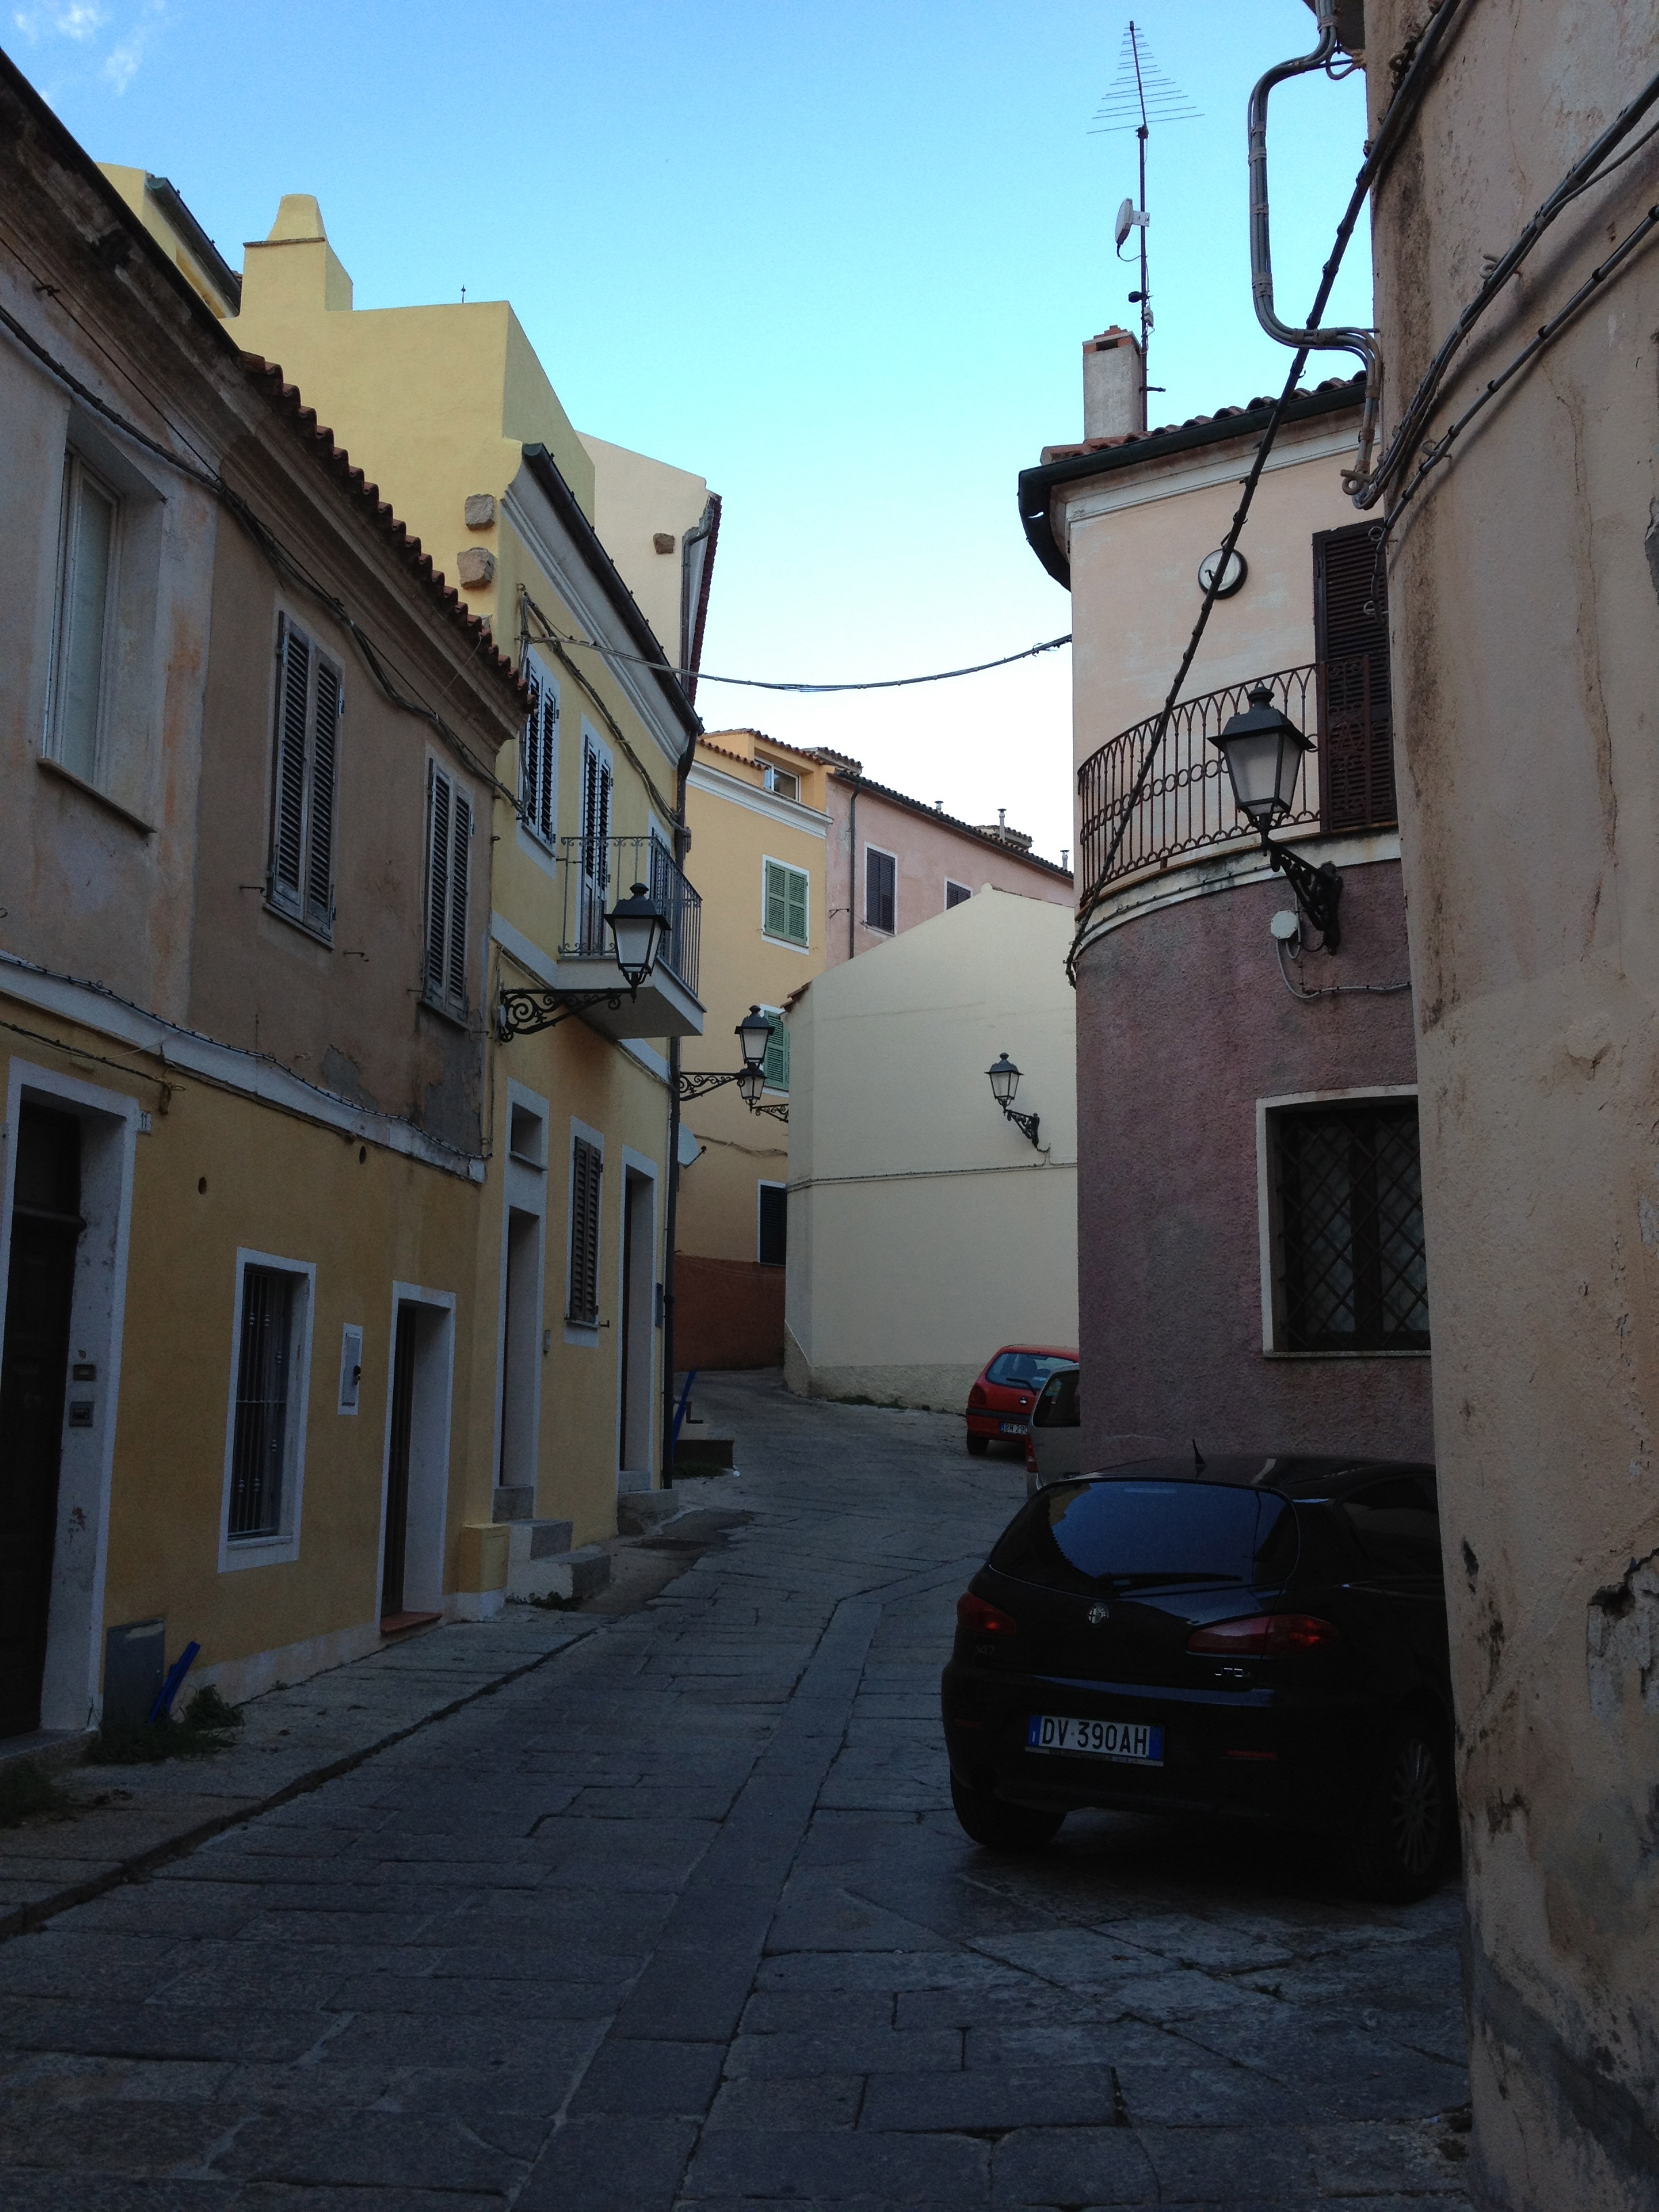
[1000,1421,1027,1435]
[1026,1714,1164,1764]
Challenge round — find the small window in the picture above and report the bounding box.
[758,1182,787,1266]
[568,1134,603,1326]
[1269,1098,1429,1353]
[46,453,120,785]
[945,880,972,910]
[865,847,897,933]
[269,618,344,942]
[763,859,809,947]
[424,762,473,1019]
[520,656,560,849]
[760,1005,790,1093]
[761,761,798,800]
[228,1262,308,1544]
[508,1104,546,1166]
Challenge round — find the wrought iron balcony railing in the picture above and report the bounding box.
[1076,654,1395,895]
[557,834,701,1000]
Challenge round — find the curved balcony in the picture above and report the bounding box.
[1077,655,1394,895]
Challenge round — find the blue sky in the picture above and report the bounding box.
[15,1,1370,861]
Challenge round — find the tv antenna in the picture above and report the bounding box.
[1090,21,1201,415]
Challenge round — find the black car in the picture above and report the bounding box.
[941,1455,1454,1900]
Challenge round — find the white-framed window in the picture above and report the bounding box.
[864,844,897,934]
[945,880,972,910]
[758,1181,787,1267]
[577,728,615,955]
[268,616,344,942]
[762,857,809,948]
[567,1122,605,1332]
[760,1004,790,1093]
[424,760,473,1019]
[1257,1088,1429,1357]
[220,1250,315,1568]
[760,760,798,800]
[45,451,121,787]
[520,651,560,850]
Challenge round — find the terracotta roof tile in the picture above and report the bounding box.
[1039,372,1364,465]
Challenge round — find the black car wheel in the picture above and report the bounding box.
[1349,1717,1453,1902]
[965,1433,989,1456]
[949,1771,1065,1853]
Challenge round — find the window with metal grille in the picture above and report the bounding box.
[865,846,896,933]
[1313,522,1394,834]
[763,859,809,947]
[228,1264,302,1540]
[424,761,472,1019]
[1271,1098,1429,1353]
[519,655,560,848]
[268,617,342,940]
[567,1134,603,1327]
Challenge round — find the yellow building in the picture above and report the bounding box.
[2,71,530,1739]
[674,731,832,1369]
[224,194,710,1572]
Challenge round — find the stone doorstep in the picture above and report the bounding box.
[506,1537,611,1605]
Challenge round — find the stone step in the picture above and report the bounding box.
[616,1491,681,1538]
[506,1541,610,1605]
[504,1518,574,1565]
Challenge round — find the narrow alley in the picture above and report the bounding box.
[0,1376,1469,2209]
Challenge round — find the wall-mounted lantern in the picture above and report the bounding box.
[987,1051,1043,1151]
[497,882,672,1039]
[1212,685,1343,950]
[678,1005,787,1123]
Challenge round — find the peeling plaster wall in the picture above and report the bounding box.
[1366,3,1659,2203]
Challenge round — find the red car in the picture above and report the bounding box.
[966,1344,1079,1456]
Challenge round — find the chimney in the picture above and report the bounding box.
[1083,327,1145,442]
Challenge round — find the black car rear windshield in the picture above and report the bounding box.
[986,1351,1073,1388]
[991,1479,1296,1595]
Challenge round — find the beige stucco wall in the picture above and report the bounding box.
[786,888,1077,1409]
[579,434,710,663]
[1364,5,1659,2204]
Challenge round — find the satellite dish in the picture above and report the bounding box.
[1113,197,1137,251]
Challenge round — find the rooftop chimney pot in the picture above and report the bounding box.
[1083,325,1146,442]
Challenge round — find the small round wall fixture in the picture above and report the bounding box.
[1269,910,1302,943]
[1197,546,1248,599]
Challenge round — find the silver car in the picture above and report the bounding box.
[1024,1364,1081,1496]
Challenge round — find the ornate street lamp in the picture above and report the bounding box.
[605,882,670,994]
[987,1051,1042,1151]
[677,1006,787,1122]
[1213,684,1343,950]
[496,880,671,1038]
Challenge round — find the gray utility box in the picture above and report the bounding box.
[103,1618,165,1729]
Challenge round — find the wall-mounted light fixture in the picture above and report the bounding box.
[987,1051,1043,1151]
[1212,685,1343,950]
[677,1006,788,1123]
[497,882,670,1038]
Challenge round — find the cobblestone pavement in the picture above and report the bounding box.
[0,1373,1472,2209]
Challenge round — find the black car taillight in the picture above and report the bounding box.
[957,1591,1018,1637]
[1187,1613,1339,1656]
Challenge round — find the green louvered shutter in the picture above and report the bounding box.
[764,860,788,938]
[762,1009,789,1092]
[785,867,808,945]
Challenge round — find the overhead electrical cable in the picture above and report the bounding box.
[527,621,1073,695]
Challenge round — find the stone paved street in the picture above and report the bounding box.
[0,1374,1472,2209]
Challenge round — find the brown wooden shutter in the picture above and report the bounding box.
[270,621,310,914]
[568,1137,602,1325]
[447,791,472,1013]
[426,762,451,1001]
[306,661,340,935]
[1314,522,1395,832]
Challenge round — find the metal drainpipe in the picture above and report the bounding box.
[847,783,859,960]
[660,750,693,1490]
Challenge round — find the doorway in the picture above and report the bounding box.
[378,1288,454,1630]
[497,1206,541,1502]
[0,1107,82,1738]
[617,1162,656,1490]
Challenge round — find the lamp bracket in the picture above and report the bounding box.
[676,1069,743,1101]
[1261,835,1343,951]
[752,1101,789,1123]
[1000,1103,1044,1151]
[497,985,632,1040]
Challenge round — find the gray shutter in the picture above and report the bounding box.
[447,790,472,1013]
[306,661,340,936]
[568,1138,602,1325]
[519,665,541,836]
[270,620,310,914]
[426,762,451,1001]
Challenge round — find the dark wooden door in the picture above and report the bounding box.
[0,1107,83,1738]
[381,1305,417,1622]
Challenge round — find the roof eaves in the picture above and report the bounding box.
[828,770,1072,879]
[1017,373,1366,591]
[520,442,700,741]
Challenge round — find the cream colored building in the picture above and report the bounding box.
[219,190,711,1572]
[785,888,1078,1409]
[675,730,832,1368]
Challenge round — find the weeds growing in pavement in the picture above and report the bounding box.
[87,1684,246,1765]
[0,1759,77,1827]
